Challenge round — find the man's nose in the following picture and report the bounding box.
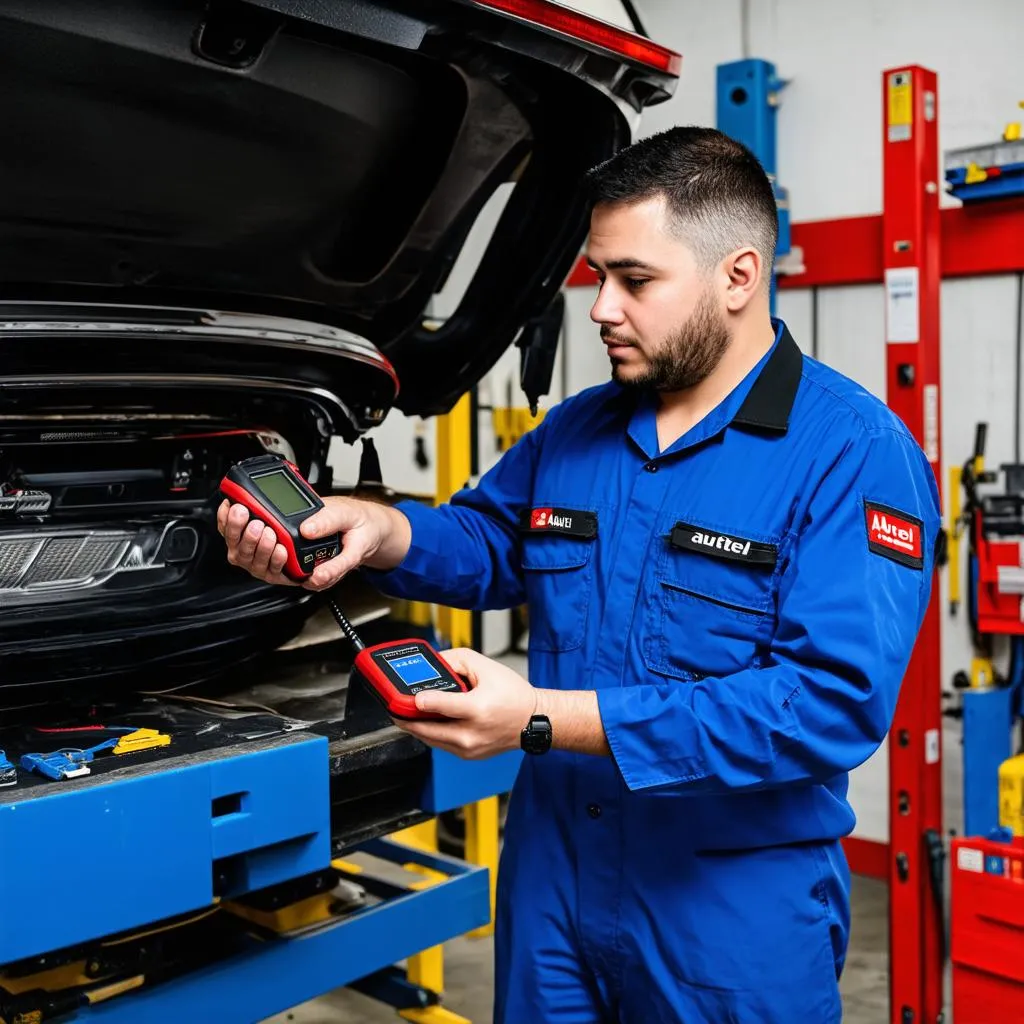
[590,281,624,325]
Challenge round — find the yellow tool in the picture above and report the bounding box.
[965,160,989,184]
[971,656,996,690]
[112,729,170,755]
[999,753,1024,836]
[1003,100,1024,142]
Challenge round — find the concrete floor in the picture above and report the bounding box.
[265,721,965,1024]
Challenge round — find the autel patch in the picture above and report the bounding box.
[519,507,597,539]
[669,522,778,567]
[865,501,924,569]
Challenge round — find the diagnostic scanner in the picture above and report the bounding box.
[326,594,469,720]
[220,456,468,720]
[354,641,468,720]
[220,453,339,581]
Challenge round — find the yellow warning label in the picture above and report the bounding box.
[888,71,912,126]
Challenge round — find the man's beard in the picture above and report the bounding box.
[604,291,731,392]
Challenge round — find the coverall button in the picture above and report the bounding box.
[644,461,658,472]
[587,803,602,819]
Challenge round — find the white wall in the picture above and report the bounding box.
[637,0,1024,221]
[559,0,1024,842]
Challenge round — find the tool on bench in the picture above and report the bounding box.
[0,750,16,787]
[21,727,171,781]
[112,728,171,754]
[221,455,469,720]
[21,750,92,781]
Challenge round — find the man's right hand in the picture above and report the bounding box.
[217,495,412,592]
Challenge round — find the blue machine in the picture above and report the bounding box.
[716,58,792,313]
[0,718,520,1021]
[963,685,1018,837]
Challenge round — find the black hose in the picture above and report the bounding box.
[326,595,365,652]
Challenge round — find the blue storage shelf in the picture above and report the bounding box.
[74,839,490,1023]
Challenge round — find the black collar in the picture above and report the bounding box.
[731,324,803,434]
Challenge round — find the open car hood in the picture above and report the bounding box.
[0,0,679,417]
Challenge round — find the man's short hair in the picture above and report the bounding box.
[584,126,779,283]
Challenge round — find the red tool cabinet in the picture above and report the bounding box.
[951,835,1024,1021]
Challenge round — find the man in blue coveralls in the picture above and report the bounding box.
[220,127,941,1023]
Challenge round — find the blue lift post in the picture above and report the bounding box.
[716,58,791,313]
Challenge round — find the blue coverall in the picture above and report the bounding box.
[365,320,941,1023]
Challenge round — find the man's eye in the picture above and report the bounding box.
[626,278,649,289]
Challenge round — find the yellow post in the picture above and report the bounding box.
[392,392,485,1021]
[435,393,474,650]
[390,819,471,1024]
[434,391,500,939]
[949,466,962,614]
[464,795,500,939]
[391,820,470,1023]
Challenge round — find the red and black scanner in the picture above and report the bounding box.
[220,453,339,581]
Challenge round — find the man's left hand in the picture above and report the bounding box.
[393,648,536,760]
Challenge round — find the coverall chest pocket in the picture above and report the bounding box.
[644,518,779,682]
[521,532,596,653]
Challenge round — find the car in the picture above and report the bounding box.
[0,0,679,847]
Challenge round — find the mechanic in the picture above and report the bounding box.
[219,126,942,1023]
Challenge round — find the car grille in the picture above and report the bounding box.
[0,519,202,607]
[0,530,132,596]
[0,538,40,587]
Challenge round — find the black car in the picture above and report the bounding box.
[0,0,678,843]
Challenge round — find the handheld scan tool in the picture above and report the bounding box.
[220,454,339,582]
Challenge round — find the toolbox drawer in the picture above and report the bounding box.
[0,732,330,966]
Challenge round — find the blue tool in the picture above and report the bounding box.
[20,734,136,782]
[0,750,16,787]
[21,751,91,781]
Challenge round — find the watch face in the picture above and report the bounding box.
[522,715,552,754]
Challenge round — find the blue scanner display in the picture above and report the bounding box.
[389,654,441,687]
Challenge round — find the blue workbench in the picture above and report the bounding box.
[0,725,521,1021]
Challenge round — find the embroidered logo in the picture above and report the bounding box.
[669,522,778,567]
[520,507,597,539]
[865,501,924,569]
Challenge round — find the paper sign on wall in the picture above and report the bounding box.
[885,267,919,343]
[888,70,913,142]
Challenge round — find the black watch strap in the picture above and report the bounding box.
[520,714,552,755]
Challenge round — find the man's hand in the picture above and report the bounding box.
[217,494,412,591]
[394,648,538,760]
[396,648,612,759]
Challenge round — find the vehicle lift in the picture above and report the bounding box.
[0,406,518,1024]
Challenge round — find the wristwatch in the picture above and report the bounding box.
[520,714,552,755]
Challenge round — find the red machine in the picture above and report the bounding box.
[969,457,1024,636]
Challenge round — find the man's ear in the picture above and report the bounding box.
[723,247,763,311]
